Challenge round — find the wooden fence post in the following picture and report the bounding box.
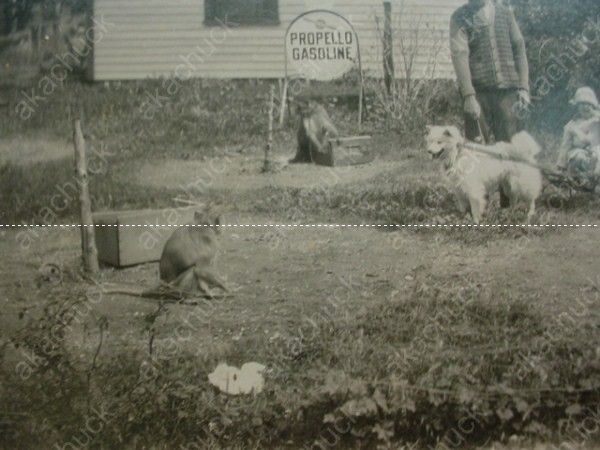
[383,1,394,96]
[73,116,100,274]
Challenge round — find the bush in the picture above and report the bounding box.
[512,0,600,134]
[363,79,462,147]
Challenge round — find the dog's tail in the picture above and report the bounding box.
[510,131,541,161]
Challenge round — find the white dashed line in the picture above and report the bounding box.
[0,224,598,229]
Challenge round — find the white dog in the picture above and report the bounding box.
[425,125,543,224]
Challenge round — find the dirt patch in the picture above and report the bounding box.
[2,222,598,346]
[126,156,405,191]
[0,135,72,165]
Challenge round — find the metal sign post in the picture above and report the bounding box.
[283,10,364,128]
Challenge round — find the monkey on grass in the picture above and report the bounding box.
[98,212,230,302]
[290,99,339,164]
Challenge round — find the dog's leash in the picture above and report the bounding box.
[470,116,561,174]
[475,118,488,145]
[468,115,594,190]
[461,140,560,175]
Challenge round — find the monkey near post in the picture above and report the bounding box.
[290,99,339,164]
[101,211,229,301]
[159,211,229,297]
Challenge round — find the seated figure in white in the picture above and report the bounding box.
[556,87,600,179]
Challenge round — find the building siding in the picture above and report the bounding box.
[389,0,465,79]
[92,0,465,81]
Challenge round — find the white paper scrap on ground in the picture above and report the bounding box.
[208,362,266,395]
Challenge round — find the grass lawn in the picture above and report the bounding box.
[0,78,599,449]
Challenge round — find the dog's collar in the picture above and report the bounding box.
[454,140,466,158]
[432,148,447,160]
[431,135,467,170]
[440,142,464,171]
[434,141,461,160]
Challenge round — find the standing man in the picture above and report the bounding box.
[450,0,530,143]
[450,0,531,206]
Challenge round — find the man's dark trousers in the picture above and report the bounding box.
[464,88,524,207]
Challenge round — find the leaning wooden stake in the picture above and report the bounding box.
[278,78,289,126]
[73,117,99,274]
[263,85,276,173]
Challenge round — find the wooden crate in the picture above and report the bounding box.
[310,136,373,167]
[93,207,197,267]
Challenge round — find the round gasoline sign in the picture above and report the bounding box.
[285,10,360,81]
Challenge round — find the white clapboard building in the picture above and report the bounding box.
[90,0,465,81]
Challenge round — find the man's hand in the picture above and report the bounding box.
[464,95,481,118]
[517,89,531,108]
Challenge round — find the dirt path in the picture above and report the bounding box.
[125,155,405,191]
[2,222,599,359]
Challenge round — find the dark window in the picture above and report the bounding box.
[205,0,279,26]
